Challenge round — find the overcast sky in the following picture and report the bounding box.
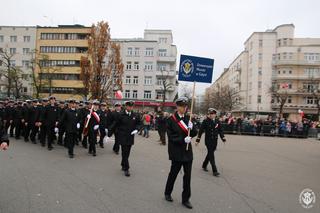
[1,0,319,94]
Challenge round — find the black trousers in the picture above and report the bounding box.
[30,124,39,142]
[203,141,218,172]
[99,127,106,145]
[5,121,14,136]
[158,130,166,144]
[58,126,66,145]
[14,119,22,138]
[46,125,55,148]
[113,133,120,152]
[66,132,77,155]
[165,160,192,202]
[88,130,97,154]
[121,144,132,171]
[39,125,47,145]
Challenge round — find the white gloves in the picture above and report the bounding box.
[188,121,193,130]
[54,127,59,133]
[131,130,138,135]
[103,136,110,144]
[94,125,99,130]
[184,136,192,144]
[77,123,80,129]
[87,114,91,119]
[105,128,108,134]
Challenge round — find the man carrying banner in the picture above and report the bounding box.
[86,100,100,157]
[164,97,197,209]
[196,108,226,177]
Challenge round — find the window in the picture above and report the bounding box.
[159,37,167,43]
[22,60,30,67]
[258,53,263,60]
[144,90,151,99]
[257,95,261,104]
[125,90,130,98]
[125,76,131,84]
[23,87,28,93]
[258,67,262,75]
[144,76,152,85]
[127,47,133,56]
[126,62,132,70]
[304,68,320,77]
[133,76,139,84]
[23,48,30,55]
[304,53,320,61]
[277,39,281,47]
[132,90,138,99]
[158,49,167,57]
[283,70,286,74]
[249,55,252,64]
[249,82,252,90]
[289,70,292,74]
[258,81,262,89]
[288,83,292,89]
[10,60,16,66]
[10,36,17,42]
[306,97,316,105]
[287,96,292,104]
[259,39,263,47]
[144,62,153,71]
[0,35,3,42]
[134,48,140,56]
[156,91,164,99]
[9,48,16,54]
[157,78,164,85]
[249,95,252,104]
[23,36,31,42]
[145,48,153,56]
[133,62,139,70]
[158,63,166,71]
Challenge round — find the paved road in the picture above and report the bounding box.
[0,132,319,213]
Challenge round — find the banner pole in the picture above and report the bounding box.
[186,81,196,150]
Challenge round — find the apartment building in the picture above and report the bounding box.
[208,24,320,120]
[0,26,36,98]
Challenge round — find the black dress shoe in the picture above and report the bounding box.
[213,172,220,177]
[202,167,208,172]
[99,144,104,148]
[88,150,92,154]
[124,170,130,177]
[114,151,119,155]
[92,153,96,157]
[165,195,173,202]
[48,146,53,151]
[69,154,74,158]
[182,201,193,209]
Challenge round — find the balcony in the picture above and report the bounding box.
[235,67,241,73]
[155,70,177,77]
[272,59,320,66]
[271,75,320,81]
[156,55,176,63]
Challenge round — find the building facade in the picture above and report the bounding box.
[208,24,320,120]
[0,26,36,98]
[114,29,178,111]
[35,25,90,100]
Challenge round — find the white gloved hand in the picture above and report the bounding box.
[87,114,91,119]
[94,125,99,130]
[103,136,109,144]
[0,142,8,150]
[131,129,138,135]
[77,123,80,129]
[54,127,59,133]
[184,136,192,144]
[105,128,108,134]
[188,121,193,130]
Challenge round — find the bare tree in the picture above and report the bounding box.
[158,70,174,107]
[80,21,123,102]
[0,48,16,97]
[203,85,241,113]
[270,83,289,118]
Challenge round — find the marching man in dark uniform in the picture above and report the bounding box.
[40,96,59,150]
[196,108,226,177]
[98,102,109,148]
[164,97,197,209]
[108,101,141,177]
[85,100,100,156]
[24,100,41,144]
[0,117,9,151]
[59,99,80,158]
[109,102,122,154]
